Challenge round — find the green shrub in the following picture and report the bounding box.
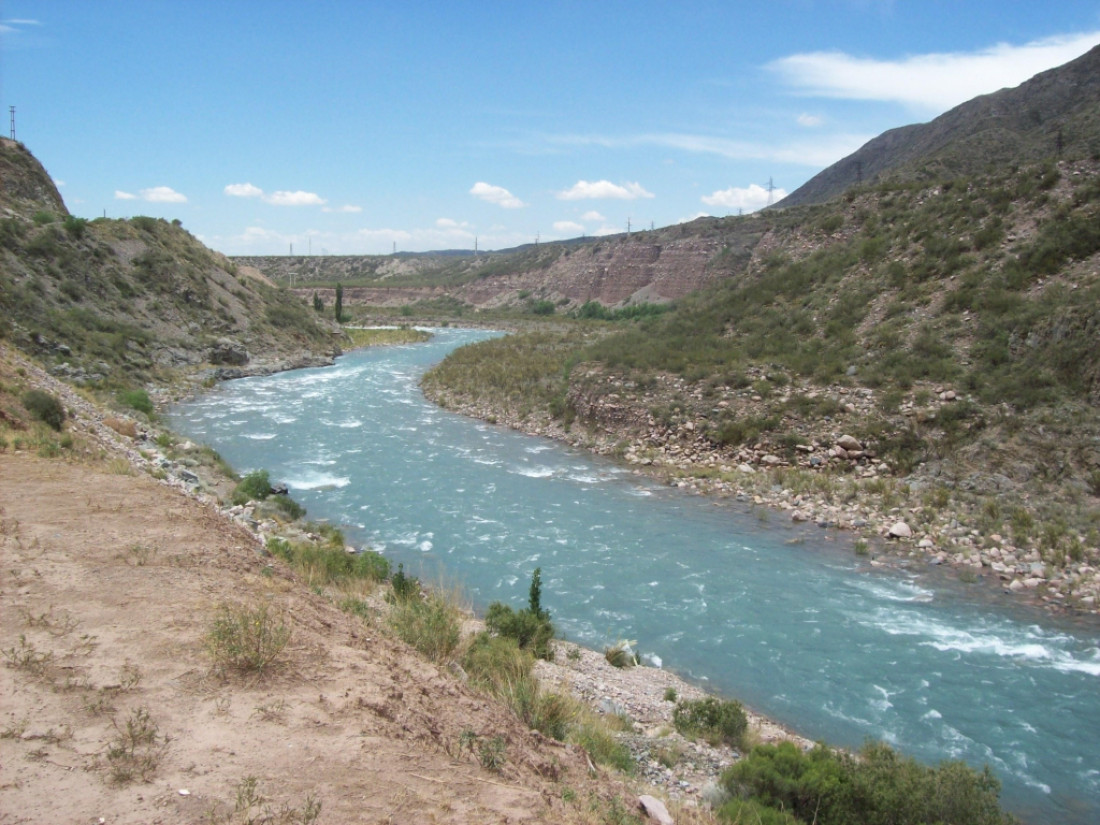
[63,215,88,239]
[206,602,291,676]
[389,563,421,602]
[462,632,534,693]
[21,389,66,431]
[568,716,635,774]
[717,798,799,825]
[721,740,1014,825]
[484,567,555,660]
[485,602,555,660]
[117,388,154,417]
[388,590,461,663]
[673,697,748,748]
[231,469,272,505]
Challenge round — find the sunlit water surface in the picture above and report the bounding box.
[170,328,1100,824]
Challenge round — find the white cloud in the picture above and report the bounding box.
[701,183,788,212]
[53,179,65,187]
[581,210,605,222]
[553,220,585,234]
[592,225,621,237]
[114,190,137,200]
[323,204,362,213]
[436,217,471,229]
[557,180,654,201]
[140,186,187,203]
[797,113,823,127]
[551,132,870,167]
[265,190,326,206]
[470,181,525,208]
[225,182,263,198]
[768,31,1100,112]
[225,182,332,207]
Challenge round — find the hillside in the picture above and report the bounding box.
[778,42,1100,207]
[239,216,769,314]
[0,138,341,389]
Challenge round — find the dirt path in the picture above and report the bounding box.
[0,453,632,824]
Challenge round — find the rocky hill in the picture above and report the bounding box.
[0,138,341,389]
[778,42,1100,207]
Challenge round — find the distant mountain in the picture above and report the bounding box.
[778,42,1100,208]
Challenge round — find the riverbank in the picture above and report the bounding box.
[421,366,1100,620]
[0,343,802,822]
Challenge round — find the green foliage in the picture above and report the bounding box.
[485,601,555,660]
[334,283,344,323]
[266,535,389,586]
[231,469,272,505]
[389,563,421,602]
[673,697,748,748]
[312,291,323,312]
[62,215,88,239]
[462,632,534,693]
[717,798,800,825]
[484,568,555,660]
[388,590,461,663]
[721,741,1015,825]
[21,389,65,430]
[117,388,154,417]
[568,717,636,774]
[529,298,556,316]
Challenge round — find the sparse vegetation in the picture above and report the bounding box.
[206,601,291,677]
[104,706,168,784]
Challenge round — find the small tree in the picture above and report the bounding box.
[528,567,545,618]
[334,283,344,323]
[312,292,324,313]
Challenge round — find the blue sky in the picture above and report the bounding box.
[3,1,1100,255]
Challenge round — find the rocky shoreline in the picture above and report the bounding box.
[422,373,1100,619]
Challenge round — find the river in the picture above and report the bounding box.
[169,327,1100,824]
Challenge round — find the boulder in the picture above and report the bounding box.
[837,434,863,452]
[637,794,674,825]
[888,521,913,539]
[207,338,250,366]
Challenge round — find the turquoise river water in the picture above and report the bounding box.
[169,327,1100,824]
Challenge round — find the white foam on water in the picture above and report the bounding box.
[285,472,351,491]
[865,608,1100,677]
[418,540,433,552]
[514,465,554,479]
[922,709,942,720]
[243,433,277,440]
[337,419,362,428]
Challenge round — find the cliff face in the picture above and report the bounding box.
[260,217,771,311]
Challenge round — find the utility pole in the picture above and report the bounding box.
[8,106,14,140]
[855,161,863,186]
[766,177,775,207]
[627,217,632,235]
[289,243,293,256]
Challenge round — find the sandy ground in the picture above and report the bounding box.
[0,452,647,824]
